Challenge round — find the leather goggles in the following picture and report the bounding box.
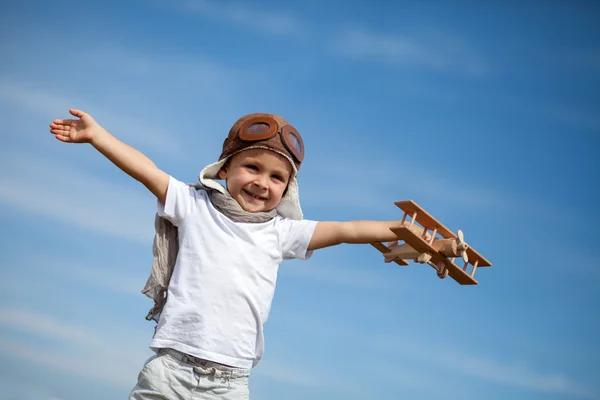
[238,116,304,164]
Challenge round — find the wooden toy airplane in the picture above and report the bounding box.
[371,200,492,285]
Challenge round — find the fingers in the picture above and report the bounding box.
[50,119,76,128]
[51,108,91,128]
[48,110,82,143]
[49,127,71,141]
[53,134,72,143]
[49,119,73,142]
[49,125,72,142]
[49,127,70,136]
[69,109,86,118]
[49,121,67,129]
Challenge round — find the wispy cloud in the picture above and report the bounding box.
[0,337,142,389]
[302,155,507,213]
[79,42,241,110]
[0,148,155,243]
[549,106,600,133]
[377,335,597,399]
[254,359,362,397]
[0,375,67,400]
[0,308,105,348]
[555,48,600,73]
[266,305,598,399]
[0,307,357,395]
[67,266,143,295]
[169,0,305,38]
[374,363,474,397]
[44,258,144,296]
[302,145,586,244]
[275,310,349,339]
[282,261,407,291]
[0,33,247,159]
[301,184,390,210]
[0,79,184,154]
[0,309,150,388]
[565,251,600,277]
[254,361,323,387]
[331,28,490,76]
[163,1,489,78]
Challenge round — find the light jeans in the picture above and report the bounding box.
[129,348,251,400]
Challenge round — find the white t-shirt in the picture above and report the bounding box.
[149,176,318,369]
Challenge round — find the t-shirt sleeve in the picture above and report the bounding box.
[157,176,201,226]
[278,218,318,260]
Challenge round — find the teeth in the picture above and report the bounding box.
[245,190,264,200]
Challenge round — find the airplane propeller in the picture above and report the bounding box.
[456,229,469,263]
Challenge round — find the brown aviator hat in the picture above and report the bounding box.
[198,112,306,220]
[219,112,304,171]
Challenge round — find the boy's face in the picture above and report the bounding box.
[218,148,293,213]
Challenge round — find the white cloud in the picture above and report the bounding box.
[282,261,407,291]
[374,363,472,397]
[0,309,151,388]
[0,79,184,154]
[275,310,347,340]
[161,1,490,78]
[0,308,104,348]
[265,307,597,399]
[0,307,353,395]
[436,351,597,398]
[46,259,144,295]
[0,149,155,243]
[377,335,597,399]
[254,359,363,397]
[549,107,600,132]
[301,155,507,214]
[301,184,390,210]
[555,48,600,72]
[331,28,490,76]
[0,375,67,400]
[254,361,322,387]
[171,0,305,38]
[67,266,143,295]
[81,42,240,99]
[0,34,247,160]
[0,337,145,389]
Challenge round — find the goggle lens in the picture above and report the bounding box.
[247,122,272,135]
[286,132,302,154]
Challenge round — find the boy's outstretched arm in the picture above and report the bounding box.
[308,220,425,251]
[49,109,169,204]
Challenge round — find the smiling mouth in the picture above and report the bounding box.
[243,189,267,201]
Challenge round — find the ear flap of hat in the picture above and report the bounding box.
[276,176,303,220]
[199,159,228,193]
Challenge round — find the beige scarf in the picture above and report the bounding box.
[141,185,276,322]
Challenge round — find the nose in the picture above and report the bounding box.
[253,173,269,190]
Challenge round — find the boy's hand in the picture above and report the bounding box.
[49,109,104,144]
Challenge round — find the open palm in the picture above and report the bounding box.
[49,109,101,143]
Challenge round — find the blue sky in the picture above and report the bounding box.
[1,0,599,399]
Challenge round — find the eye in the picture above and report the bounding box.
[272,174,283,182]
[245,164,258,171]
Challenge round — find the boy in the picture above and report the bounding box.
[49,109,418,399]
